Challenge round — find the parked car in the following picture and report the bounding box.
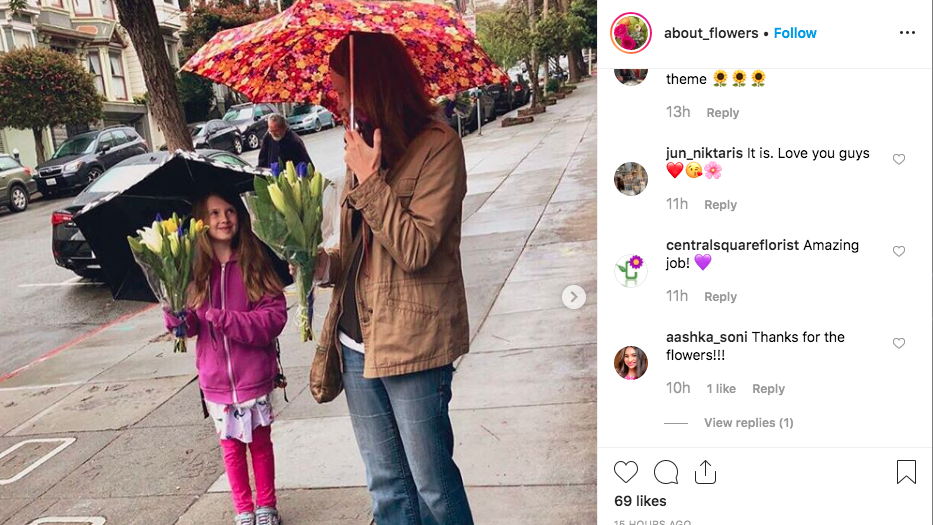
[287,104,336,134]
[511,74,531,107]
[484,83,514,115]
[0,154,37,213]
[189,120,244,154]
[222,102,279,151]
[463,90,496,131]
[34,126,149,199]
[51,149,250,277]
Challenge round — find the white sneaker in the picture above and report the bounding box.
[255,507,281,525]
[234,512,255,525]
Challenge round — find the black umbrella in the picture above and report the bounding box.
[73,151,292,302]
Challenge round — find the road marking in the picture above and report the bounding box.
[18,282,103,287]
[0,437,76,485]
[28,518,106,525]
[18,276,103,288]
[0,380,85,392]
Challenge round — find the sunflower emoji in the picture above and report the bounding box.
[732,69,746,86]
[751,69,766,87]
[713,69,728,87]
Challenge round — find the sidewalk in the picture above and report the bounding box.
[0,80,596,525]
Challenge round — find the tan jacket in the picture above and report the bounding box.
[318,119,470,378]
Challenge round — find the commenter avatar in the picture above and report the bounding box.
[615,346,648,380]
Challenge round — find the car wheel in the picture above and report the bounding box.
[86,167,103,184]
[312,119,323,133]
[246,132,260,150]
[233,137,243,154]
[9,185,28,212]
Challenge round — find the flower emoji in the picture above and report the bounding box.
[629,255,644,269]
[751,69,766,87]
[713,69,728,87]
[732,69,746,86]
[704,161,722,179]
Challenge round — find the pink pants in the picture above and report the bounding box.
[220,424,277,514]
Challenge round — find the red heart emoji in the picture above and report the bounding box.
[667,162,683,178]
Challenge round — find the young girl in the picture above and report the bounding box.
[165,191,287,525]
[617,346,648,380]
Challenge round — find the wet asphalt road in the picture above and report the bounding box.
[0,126,346,379]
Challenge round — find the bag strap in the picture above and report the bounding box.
[199,386,210,419]
[275,338,289,403]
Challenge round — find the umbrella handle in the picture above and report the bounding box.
[349,33,355,131]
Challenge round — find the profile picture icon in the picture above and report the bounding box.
[611,13,651,54]
[615,69,647,86]
[614,254,646,287]
[615,346,648,380]
[614,162,647,196]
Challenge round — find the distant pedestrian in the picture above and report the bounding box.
[164,191,287,525]
[257,114,312,168]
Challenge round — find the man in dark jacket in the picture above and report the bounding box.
[257,114,312,168]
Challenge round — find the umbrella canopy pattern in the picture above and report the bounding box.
[73,151,289,302]
[181,0,509,107]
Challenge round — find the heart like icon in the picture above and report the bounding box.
[893,154,905,165]
[614,461,638,483]
[695,254,712,271]
[893,338,905,349]
[893,246,905,257]
[667,162,683,178]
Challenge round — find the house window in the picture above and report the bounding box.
[12,30,34,50]
[100,0,114,18]
[88,52,106,96]
[165,42,179,68]
[48,0,65,7]
[73,0,93,15]
[109,51,128,100]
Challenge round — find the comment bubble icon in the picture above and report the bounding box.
[654,460,679,484]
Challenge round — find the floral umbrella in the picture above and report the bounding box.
[181,0,510,110]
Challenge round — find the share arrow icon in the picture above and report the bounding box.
[695,460,716,484]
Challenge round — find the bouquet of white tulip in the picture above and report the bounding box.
[127,213,208,353]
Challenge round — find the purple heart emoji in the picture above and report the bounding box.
[695,254,712,271]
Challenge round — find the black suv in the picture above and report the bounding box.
[34,126,149,198]
[222,102,279,151]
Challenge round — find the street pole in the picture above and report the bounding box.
[587,48,592,76]
[476,93,483,136]
[457,113,462,137]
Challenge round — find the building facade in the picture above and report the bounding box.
[0,0,184,168]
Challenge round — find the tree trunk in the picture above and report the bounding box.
[541,0,548,98]
[568,46,582,82]
[32,127,46,165]
[113,0,193,151]
[526,0,542,107]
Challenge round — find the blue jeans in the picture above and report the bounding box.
[342,346,474,525]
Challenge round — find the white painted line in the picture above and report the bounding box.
[0,437,76,485]
[28,518,106,525]
[18,282,103,288]
[0,381,86,392]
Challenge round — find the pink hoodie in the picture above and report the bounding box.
[165,253,287,405]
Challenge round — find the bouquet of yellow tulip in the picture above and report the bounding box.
[127,213,208,353]
[245,160,329,342]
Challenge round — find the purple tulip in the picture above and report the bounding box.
[297,162,308,178]
[270,162,280,177]
[155,213,164,222]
